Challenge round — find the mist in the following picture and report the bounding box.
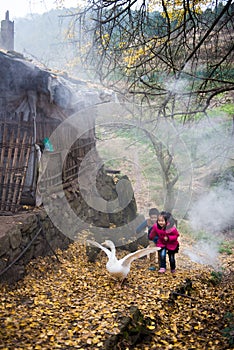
[183,179,234,268]
[9,6,233,269]
[13,8,88,79]
[183,241,221,268]
[189,181,234,234]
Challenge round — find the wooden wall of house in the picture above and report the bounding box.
[0,111,96,212]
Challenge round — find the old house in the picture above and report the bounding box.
[0,13,146,283]
[0,48,138,220]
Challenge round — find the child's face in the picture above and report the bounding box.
[157,215,166,228]
[150,214,158,223]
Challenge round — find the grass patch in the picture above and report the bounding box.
[219,241,234,255]
[209,270,223,285]
[222,312,234,347]
[177,220,192,237]
[178,220,211,242]
[219,103,234,116]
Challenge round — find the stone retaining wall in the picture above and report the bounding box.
[0,209,72,284]
[0,172,145,284]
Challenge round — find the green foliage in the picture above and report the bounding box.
[189,105,233,123]
[195,230,211,242]
[219,103,234,116]
[222,312,234,346]
[209,270,223,285]
[177,220,192,237]
[114,128,150,145]
[180,224,211,242]
[219,241,234,255]
[210,167,234,189]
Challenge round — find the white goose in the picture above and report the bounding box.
[87,239,160,285]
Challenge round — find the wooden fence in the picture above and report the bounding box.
[0,113,33,212]
[0,112,96,213]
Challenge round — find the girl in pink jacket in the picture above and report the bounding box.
[149,212,180,273]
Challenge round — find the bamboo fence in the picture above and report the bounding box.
[0,114,32,212]
[0,112,96,212]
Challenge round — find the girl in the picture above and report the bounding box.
[149,212,179,273]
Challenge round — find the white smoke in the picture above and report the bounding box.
[189,181,234,233]
[184,180,234,268]
[183,241,220,268]
[165,77,190,94]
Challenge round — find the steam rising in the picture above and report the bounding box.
[189,182,234,234]
[183,241,220,268]
[184,181,234,268]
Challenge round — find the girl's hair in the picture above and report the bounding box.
[160,211,171,220]
[161,211,177,227]
[157,212,168,229]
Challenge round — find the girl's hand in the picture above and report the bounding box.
[164,236,168,241]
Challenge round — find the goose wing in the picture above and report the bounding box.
[86,240,112,259]
[121,247,160,267]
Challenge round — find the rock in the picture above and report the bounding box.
[8,248,21,263]
[0,234,10,257]
[20,215,37,233]
[0,264,25,283]
[9,227,22,249]
[86,245,100,262]
[105,305,155,349]
[33,242,46,258]
[136,233,149,248]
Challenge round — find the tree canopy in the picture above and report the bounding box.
[67,0,234,120]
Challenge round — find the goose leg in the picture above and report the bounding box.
[120,277,127,287]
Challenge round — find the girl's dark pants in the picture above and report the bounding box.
[159,248,176,270]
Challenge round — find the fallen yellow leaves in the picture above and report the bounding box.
[0,241,233,349]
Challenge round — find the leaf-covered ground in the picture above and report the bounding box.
[0,236,233,350]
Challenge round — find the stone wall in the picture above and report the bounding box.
[0,209,71,284]
[0,171,145,284]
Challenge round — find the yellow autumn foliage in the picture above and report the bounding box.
[0,238,233,349]
[149,0,212,22]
